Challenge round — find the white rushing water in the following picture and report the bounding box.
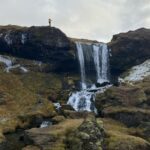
[93,45,101,83]
[101,44,109,81]
[40,121,52,128]
[68,91,96,112]
[67,42,110,112]
[76,42,87,89]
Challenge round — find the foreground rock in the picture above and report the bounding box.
[24,115,104,150]
[96,76,150,126]
[95,76,150,149]
[66,114,104,150]
[0,55,81,150]
[25,119,83,150]
[102,118,150,150]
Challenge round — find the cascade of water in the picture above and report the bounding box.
[101,44,109,80]
[93,45,101,83]
[67,41,110,112]
[67,91,96,112]
[76,42,87,90]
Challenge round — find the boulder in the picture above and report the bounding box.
[102,106,150,127]
[95,85,147,110]
[24,119,83,150]
[65,114,105,150]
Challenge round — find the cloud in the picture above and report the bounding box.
[0,0,149,42]
[120,0,150,30]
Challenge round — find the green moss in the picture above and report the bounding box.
[22,145,40,150]
[101,118,150,150]
[105,131,150,150]
[96,85,147,112]
[0,70,58,139]
[19,72,62,97]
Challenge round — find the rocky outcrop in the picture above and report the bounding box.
[0,26,150,76]
[109,28,150,76]
[0,25,77,72]
[103,107,150,127]
[103,118,150,150]
[66,115,105,150]
[23,115,104,150]
[24,119,83,150]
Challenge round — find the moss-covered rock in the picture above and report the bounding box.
[52,115,65,124]
[25,119,83,150]
[96,85,147,112]
[101,118,150,150]
[22,145,40,150]
[65,114,105,150]
[102,106,150,127]
[105,130,150,150]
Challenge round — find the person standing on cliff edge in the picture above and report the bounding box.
[49,18,52,27]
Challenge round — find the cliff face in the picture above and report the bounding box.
[0,25,77,72]
[109,28,150,76]
[0,26,150,76]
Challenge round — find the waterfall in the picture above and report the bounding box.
[67,41,111,112]
[101,44,109,80]
[93,45,101,83]
[76,42,87,90]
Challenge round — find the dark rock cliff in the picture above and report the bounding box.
[0,25,77,72]
[0,25,150,77]
[109,28,150,76]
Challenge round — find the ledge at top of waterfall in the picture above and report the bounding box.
[67,41,111,113]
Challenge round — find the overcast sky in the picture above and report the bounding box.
[0,0,150,42]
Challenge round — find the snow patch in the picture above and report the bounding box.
[0,55,29,73]
[5,64,20,73]
[0,55,12,67]
[21,33,27,44]
[34,61,42,67]
[4,32,12,45]
[53,103,61,110]
[40,121,52,128]
[20,66,28,73]
[121,59,150,82]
